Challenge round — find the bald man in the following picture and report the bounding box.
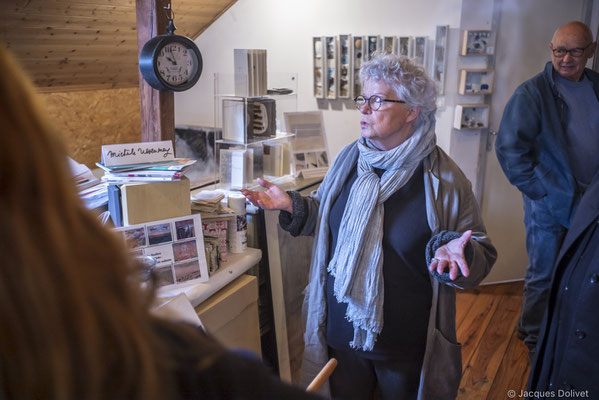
[496,21,599,359]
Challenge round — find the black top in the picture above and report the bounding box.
[153,320,324,399]
[533,221,599,392]
[325,163,432,362]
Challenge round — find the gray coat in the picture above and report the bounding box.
[284,143,497,399]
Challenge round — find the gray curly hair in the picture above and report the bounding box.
[360,51,437,127]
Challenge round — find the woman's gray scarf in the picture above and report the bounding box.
[325,115,437,351]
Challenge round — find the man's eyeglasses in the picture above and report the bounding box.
[354,95,406,111]
[550,42,593,58]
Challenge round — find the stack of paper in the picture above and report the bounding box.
[97,158,197,183]
[190,191,226,215]
[68,157,108,209]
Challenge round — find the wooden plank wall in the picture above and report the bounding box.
[3,0,237,92]
[2,0,236,167]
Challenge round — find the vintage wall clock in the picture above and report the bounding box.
[139,10,203,92]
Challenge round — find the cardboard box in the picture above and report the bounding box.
[120,176,191,226]
[195,274,261,356]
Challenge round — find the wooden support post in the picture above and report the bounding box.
[135,0,175,145]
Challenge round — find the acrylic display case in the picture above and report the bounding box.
[366,35,379,60]
[324,36,338,99]
[214,73,297,189]
[381,36,397,54]
[461,30,494,56]
[454,104,490,130]
[433,25,449,95]
[414,36,428,66]
[458,69,494,95]
[313,37,324,98]
[398,36,413,57]
[338,34,352,99]
[352,36,366,97]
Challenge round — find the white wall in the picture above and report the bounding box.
[175,0,463,160]
[480,0,587,283]
[175,0,593,284]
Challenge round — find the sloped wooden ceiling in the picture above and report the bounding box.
[2,0,236,92]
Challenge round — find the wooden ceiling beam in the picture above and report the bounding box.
[135,0,174,144]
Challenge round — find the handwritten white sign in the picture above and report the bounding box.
[101,140,175,167]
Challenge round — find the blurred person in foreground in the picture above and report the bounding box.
[242,52,497,400]
[0,45,323,400]
[528,168,599,397]
[495,21,598,358]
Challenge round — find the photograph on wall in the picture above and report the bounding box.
[115,214,209,289]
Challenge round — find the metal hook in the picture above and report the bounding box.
[163,4,176,34]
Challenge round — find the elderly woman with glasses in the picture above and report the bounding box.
[242,52,497,399]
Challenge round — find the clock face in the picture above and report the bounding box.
[156,42,198,86]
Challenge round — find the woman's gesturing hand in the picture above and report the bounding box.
[241,178,294,214]
[429,230,472,280]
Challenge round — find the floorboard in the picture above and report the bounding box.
[457,281,528,400]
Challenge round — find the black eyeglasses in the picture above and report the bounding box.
[354,95,406,111]
[551,42,593,58]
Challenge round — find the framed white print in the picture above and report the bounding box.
[454,104,490,130]
[458,69,494,95]
[461,30,494,56]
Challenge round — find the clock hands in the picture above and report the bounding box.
[166,55,178,66]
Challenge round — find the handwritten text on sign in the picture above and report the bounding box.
[101,141,174,167]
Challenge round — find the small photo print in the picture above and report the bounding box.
[174,260,202,283]
[294,152,307,170]
[305,152,318,169]
[173,239,198,262]
[175,219,196,240]
[123,227,146,248]
[317,151,329,168]
[154,265,175,287]
[147,223,173,246]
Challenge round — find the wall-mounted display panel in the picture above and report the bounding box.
[352,36,366,97]
[338,34,352,99]
[458,69,494,95]
[381,36,397,54]
[454,104,490,130]
[312,37,324,98]
[460,30,493,56]
[414,36,428,66]
[433,25,449,95]
[366,35,379,60]
[324,36,338,99]
[398,36,413,57]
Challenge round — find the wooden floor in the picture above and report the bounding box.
[456,281,530,400]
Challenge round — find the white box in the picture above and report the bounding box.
[454,104,490,130]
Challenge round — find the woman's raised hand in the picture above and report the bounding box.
[241,178,294,214]
[428,230,472,281]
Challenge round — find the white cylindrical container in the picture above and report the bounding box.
[227,193,247,253]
